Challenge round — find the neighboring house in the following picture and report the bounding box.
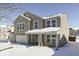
[69,28,79,42]
[0,25,9,42]
[6,24,14,42]
[13,12,69,47]
[0,25,14,42]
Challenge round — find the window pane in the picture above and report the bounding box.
[47,39,50,43]
[17,24,19,29]
[35,22,37,24]
[52,35,56,37]
[52,39,55,42]
[47,21,50,27]
[52,20,56,27]
[20,24,21,29]
[52,20,55,23]
[34,21,38,29]
[47,35,50,38]
[22,23,24,29]
[47,35,50,43]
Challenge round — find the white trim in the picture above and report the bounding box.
[21,14,31,21]
[46,34,56,43]
[56,34,58,48]
[46,18,57,27]
[43,13,64,19]
[25,27,60,34]
[16,22,25,30]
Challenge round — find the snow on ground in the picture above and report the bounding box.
[53,42,79,56]
[0,42,53,56]
[0,42,79,56]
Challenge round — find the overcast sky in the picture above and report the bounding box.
[0,3,79,27]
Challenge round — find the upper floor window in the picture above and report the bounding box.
[34,21,38,29]
[17,24,19,30]
[22,23,25,29]
[46,19,56,27]
[16,22,25,30]
[47,20,50,27]
[52,20,56,27]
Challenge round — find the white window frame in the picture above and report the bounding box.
[47,34,56,43]
[46,18,57,27]
[16,22,25,30]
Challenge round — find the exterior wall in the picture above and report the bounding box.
[44,16,61,28]
[43,32,57,47]
[24,12,44,29]
[14,15,30,35]
[57,14,69,46]
[58,13,69,40]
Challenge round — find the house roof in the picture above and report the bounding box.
[23,12,43,19]
[21,14,31,21]
[42,13,66,19]
[25,27,60,34]
[0,25,7,28]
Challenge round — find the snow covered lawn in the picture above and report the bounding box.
[53,42,79,56]
[0,42,79,56]
[0,42,53,56]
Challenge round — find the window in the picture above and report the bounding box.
[47,35,50,43]
[47,21,50,27]
[22,23,25,29]
[52,35,56,37]
[52,35,56,42]
[16,22,25,30]
[52,20,56,27]
[34,21,38,29]
[35,22,37,28]
[46,19,56,27]
[17,24,19,30]
[20,24,21,29]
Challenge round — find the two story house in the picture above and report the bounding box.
[13,12,69,47]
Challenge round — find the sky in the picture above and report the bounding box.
[0,3,79,27]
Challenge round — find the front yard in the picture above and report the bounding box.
[0,42,79,56]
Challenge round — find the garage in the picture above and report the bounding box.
[16,35,27,44]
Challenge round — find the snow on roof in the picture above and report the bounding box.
[42,13,65,19]
[26,27,60,34]
[0,25,7,28]
[21,14,31,21]
[73,28,79,30]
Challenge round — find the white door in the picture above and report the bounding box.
[16,35,27,44]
